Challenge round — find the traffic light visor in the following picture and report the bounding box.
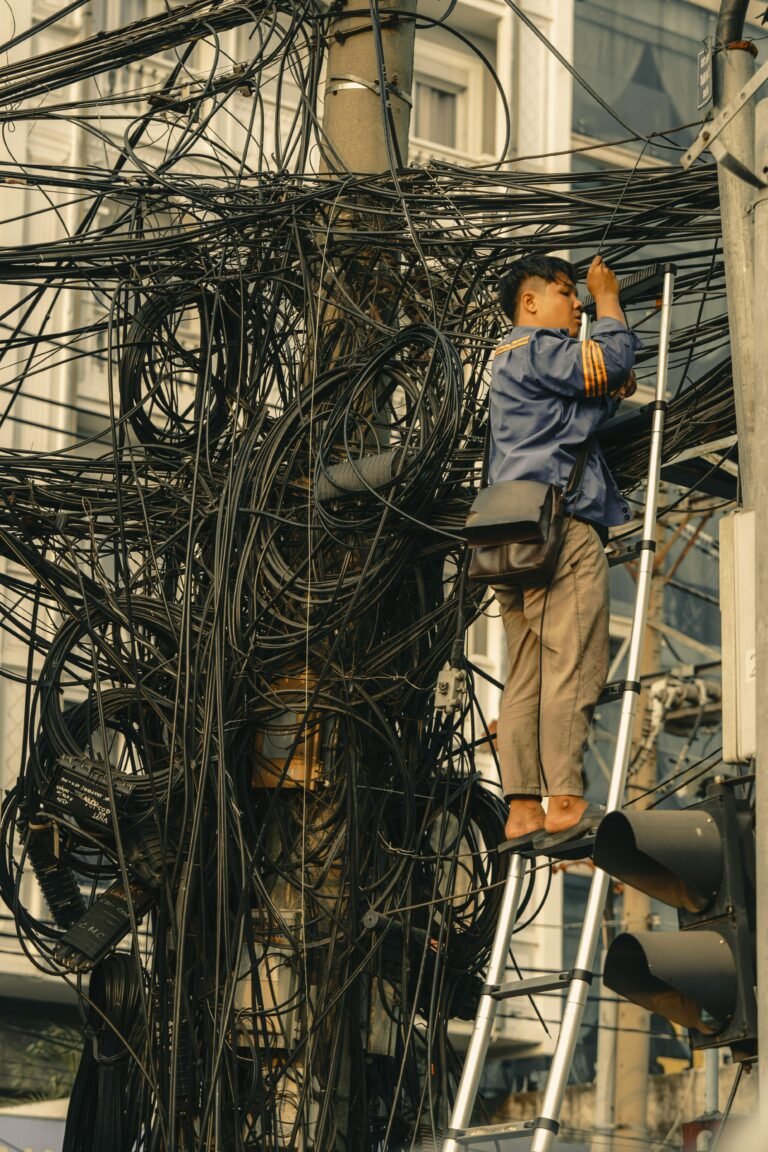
[593,810,722,913]
[604,931,736,1035]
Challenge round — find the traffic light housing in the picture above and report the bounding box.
[593,781,756,1060]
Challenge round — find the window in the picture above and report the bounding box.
[410,35,492,160]
[414,78,462,151]
[572,0,766,163]
[572,0,717,156]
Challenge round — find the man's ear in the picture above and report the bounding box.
[519,288,537,316]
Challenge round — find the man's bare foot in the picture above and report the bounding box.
[544,795,589,835]
[505,798,545,841]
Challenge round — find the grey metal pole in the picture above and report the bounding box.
[591,947,618,1148]
[704,1050,720,1118]
[442,852,529,1152]
[529,266,676,1152]
[713,10,756,502]
[752,94,768,1134]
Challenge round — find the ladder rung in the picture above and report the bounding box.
[489,971,571,999]
[582,263,664,313]
[450,1120,534,1145]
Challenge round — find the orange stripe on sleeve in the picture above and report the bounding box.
[591,342,608,395]
[581,340,593,397]
[588,342,601,397]
[493,336,530,358]
[583,340,609,397]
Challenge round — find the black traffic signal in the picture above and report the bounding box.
[593,780,756,1060]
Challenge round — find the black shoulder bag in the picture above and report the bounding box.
[463,434,589,588]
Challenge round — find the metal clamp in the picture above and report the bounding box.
[326,74,412,105]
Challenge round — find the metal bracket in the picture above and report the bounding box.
[682,55,768,182]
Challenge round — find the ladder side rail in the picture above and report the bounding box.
[529,264,676,1152]
[443,852,529,1152]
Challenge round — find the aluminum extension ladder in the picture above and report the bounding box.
[444,263,677,1152]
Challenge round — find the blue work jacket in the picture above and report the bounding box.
[488,318,642,527]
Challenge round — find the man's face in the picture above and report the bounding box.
[527,275,582,337]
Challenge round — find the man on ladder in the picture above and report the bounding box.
[446,258,674,1152]
[490,254,640,853]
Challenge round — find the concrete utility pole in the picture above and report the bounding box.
[753,91,768,1132]
[283,8,419,1145]
[54,3,91,452]
[321,0,417,174]
[711,0,766,1127]
[713,4,756,504]
[695,0,768,1132]
[592,892,618,1146]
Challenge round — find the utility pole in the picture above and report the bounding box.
[689,0,766,1128]
[710,0,766,1127]
[54,3,90,452]
[753,91,768,1130]
[276,9,419,1146]
[687,0,768,1135]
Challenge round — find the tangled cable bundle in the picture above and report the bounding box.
[0,1,738,1148]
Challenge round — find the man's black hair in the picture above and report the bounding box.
[498,255,577,322]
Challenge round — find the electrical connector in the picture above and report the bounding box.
[433,661,466,714]
[53,880,154,972]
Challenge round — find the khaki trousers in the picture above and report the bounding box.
[493,519,609,798]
